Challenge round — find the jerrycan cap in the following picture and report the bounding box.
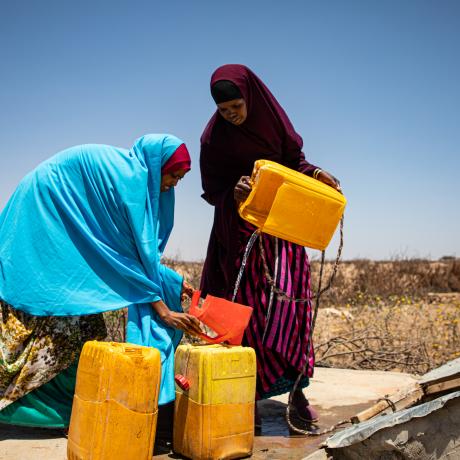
[175,374,190,391]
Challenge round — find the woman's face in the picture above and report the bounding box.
[160,168,188,192]
[217,98,247,126]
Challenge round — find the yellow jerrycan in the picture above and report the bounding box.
[173,344,256,460]
[238,160,347,250]
[67,341,161,460]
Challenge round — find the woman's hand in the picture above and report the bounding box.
[160,310,203,336]
[234,176,252,203]
[316,170,342,192]
[181,280,194,302]
[151,300,202,336]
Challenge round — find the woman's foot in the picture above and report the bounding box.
[289,389,319,423]
[153,437,173,456]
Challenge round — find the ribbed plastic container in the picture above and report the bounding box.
[173,344,257,460]
[238,160,347,250]
[67,341,161,460]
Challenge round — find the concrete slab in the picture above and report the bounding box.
[0,367,416,460]
[0,425,66,460]
[247,367,417,459]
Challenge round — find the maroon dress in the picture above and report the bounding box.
[200,65,319,399]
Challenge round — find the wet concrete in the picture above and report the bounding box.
[251,400,370,459]
[0,367,416,460]
[0,399,369,460]
[151,399,371,459]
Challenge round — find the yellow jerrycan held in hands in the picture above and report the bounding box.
[238,160,347,250]
[67,341,161,460]
[173,344,257,460]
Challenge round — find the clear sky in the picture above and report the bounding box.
[1,0,459,261]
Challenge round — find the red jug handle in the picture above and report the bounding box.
[189,290,202,317]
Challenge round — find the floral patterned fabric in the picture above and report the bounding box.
[0,299,107,410]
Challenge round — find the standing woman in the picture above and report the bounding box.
[0,134,200,429]
[200,65,340,427]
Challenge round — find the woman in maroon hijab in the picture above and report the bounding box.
[200,64,340,429]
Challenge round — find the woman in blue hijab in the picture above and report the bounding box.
[0,134,200,429]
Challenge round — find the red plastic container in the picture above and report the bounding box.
[189,291,253,345]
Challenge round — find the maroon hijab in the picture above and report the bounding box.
[161,143,191,175]
[200,64,318,297]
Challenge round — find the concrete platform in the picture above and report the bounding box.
[0,367,416,460]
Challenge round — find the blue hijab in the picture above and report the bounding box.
[0,133,184,316]
[0,133,188,404]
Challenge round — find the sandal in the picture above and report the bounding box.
[289,390,319,423]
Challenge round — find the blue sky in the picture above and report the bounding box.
[1,0,459,261]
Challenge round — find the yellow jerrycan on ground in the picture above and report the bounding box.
[67,341,161,460]
[238,160,347,250]
[173,344,256,460]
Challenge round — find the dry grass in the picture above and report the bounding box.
[105,257,460,375]
[314,292,460,375]
[310,258,460,374]
[311,258,460,304]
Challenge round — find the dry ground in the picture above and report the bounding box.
[314,292,460,375]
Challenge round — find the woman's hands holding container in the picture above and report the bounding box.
[316,170,341,192]
[161,311,202,336]
[152,300,202,336]
[234,176,252,202]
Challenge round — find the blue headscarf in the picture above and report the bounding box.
[0,134,184,317]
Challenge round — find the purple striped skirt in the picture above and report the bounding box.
[233,220,315,399]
